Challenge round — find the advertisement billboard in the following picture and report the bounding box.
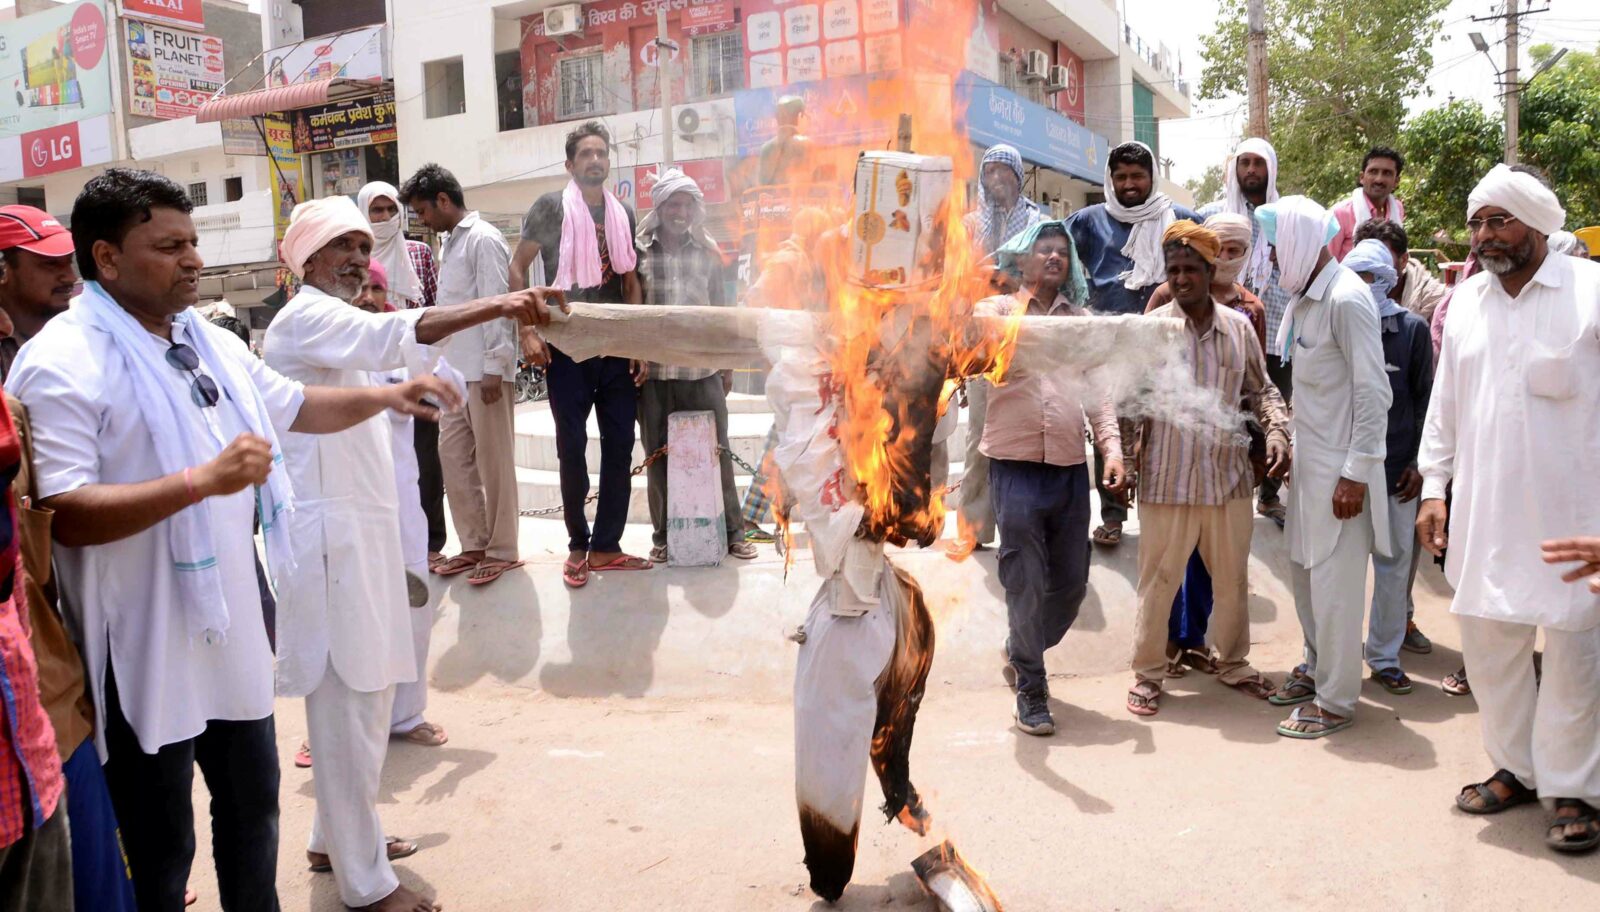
[265,25,386,88]
[264,114,304,246]
[0,1,113,140]
[126,19,225,120]
[120,0,204,31]
[288,91,396,154]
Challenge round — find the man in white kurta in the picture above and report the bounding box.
[1419,164,1600,851]
[268,197,558,911]
[1256,196,1392,739]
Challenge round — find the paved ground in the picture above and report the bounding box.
[185,513,1600,910]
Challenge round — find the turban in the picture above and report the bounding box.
[1161,220,1220,265]
[1548,230,1582,256]
[281,196,373,280]
[1467,163,1566,237]
[1205,213,1253,286]
[356,181,424,304]
[1256,195,1337,361]
[1343,238,1402,315]
[635,167,721,254]
[1218,137,1279,289]
[366,259,389,290]
[995,220,1088,306]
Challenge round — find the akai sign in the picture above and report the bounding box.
[0,114,115,181]
[120,0,204,30]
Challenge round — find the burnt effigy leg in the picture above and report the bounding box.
[871,565,935,835]
[794,577,897,902]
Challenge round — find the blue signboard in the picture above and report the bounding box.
[955,73,1108,183]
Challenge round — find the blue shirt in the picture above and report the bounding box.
[1379,306,1433,490]
[1064,203,1201,315]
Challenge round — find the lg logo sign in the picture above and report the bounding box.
[29,134,72,170]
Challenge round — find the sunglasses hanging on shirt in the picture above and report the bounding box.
[165,343,222,409]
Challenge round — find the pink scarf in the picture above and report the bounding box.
[555,180,637,289]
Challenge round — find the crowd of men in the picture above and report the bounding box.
[0,115,1596,912]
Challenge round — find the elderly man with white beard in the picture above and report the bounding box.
[265,197,564,911]
[1419,164,1600,855]
[1257,196,1393,740]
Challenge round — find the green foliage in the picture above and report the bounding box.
[1185,163,1224,208]
[1199,0,1449,204]
[1399,44,1600,258]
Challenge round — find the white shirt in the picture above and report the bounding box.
[1285,259,1394,568]
[1419,252,1600,631]
[375,367,428,573]
[9,309,304,756]
[262,286,426,697]
[435,211,514,383]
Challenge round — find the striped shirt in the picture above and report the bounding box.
[405,239,438,309]
[640,236,726,382]
[1139,302,1289,505]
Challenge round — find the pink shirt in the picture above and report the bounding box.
[976,290,1122,467]
[1329,193,1405,261]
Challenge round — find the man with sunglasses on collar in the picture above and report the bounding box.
[3,170,553,912]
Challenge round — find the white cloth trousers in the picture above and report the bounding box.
[1459,616,1600,805]
[1291,511,1375,718]
[390,595,432,735]
[305,663,399,907]
[1366,494,1419,672]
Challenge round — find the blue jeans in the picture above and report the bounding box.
[63,738,136,912]
[1167,549,1214,650]
[991,459,1092,695]
[547,349,639,554]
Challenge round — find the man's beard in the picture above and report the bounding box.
[1476,234,1536,275]
[1239,177,1266,194]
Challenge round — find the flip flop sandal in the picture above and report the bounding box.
[1181,648,1221,674]
[1227,674,1277,700]
[1127,682,1162,717]
[562,559,589,589]
[1164,659,1188,678]
[431,555,478,577]
[1371,667,1414,695]
[649,544,669,564]
[1091,524,1123,547]
[396,722,448,746]
[728,541,759,560]
[467,559,524,586]
[589,554,653,572]
[1546,799,1600,854]
[744,528,776,544]
[294,742,312,769]
[1276,706,1353,739]
[308,836,417,873]
[1269,666,1317,706]
[1441,669,1471,696]
[1456,768,1537,815]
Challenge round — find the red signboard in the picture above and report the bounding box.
[120,0,205,30]
[1055,42,1084,126]
[684,1,733,29]
[22,122,84,177]
[635,159,728,209]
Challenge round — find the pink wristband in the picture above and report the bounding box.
[183,467,200,504]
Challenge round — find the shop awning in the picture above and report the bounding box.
[195,77,384,123]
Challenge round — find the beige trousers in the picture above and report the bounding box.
[1132,499,1258,685]
[438,380,519,561]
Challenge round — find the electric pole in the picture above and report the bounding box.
[656,9,676,169]
[1246,0,1269,139]
[1504,3,1519,163]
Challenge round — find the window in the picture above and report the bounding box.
[224,176,244,203]
[15,187,44,209]
[690,31,743,99]
[496,50,525,132]
[557,53,605,121]
[424,57,466,119]
[188,181,209,207]
[999,53,1018,90]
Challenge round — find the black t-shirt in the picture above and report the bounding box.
[521,191,638,303]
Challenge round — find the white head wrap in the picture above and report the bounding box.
[634,168,721,253]
[281,196,373,280]
[1102,140,1176,290]
[1219,137,1279,289]
[1548,230,1581,256]
[1204,213,1253,287]
[1255,195,1338,361]
[355,181,424,306]
[1466,163,1566,237]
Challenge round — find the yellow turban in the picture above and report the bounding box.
[1162,220,1221,265]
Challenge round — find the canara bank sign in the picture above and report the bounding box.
[984,92,1027,127]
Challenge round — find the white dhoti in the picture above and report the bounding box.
[1459,616,1600,805]
[1289,509,1375,718]
[386,374,435,734]
[305,662,399,907]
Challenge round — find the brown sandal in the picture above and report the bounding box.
[307,836,417,872]
[1227,674,1276,700]
[431,554,477,577]
[396,722,448,746]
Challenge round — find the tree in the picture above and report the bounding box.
[1198,0,1449,206]
[1400,44,1600,258]
[1185,164,1224,209]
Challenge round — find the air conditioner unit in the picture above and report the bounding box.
[1022,50,1050,82]
[1044,65,1069,94]
[676,105,705,140]
[544,3,583,38]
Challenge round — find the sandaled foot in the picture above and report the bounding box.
[649,544,668,564]
[1257,498,1286,528]
[467,558,523,586]
[430,554,478,577]
[1547,800,1600,854]
[588,553,653,572]
[1164,658,1188,678]
[395,721,448,746]
[562,559,589,589]
[1127,680,1162,717]
[743,526,776,544]
[294,741,312,769]
[1180,648,1220,675]
[1276,706,1352,739]
[353,883,441,912]
[1269,665,1316,706]
[1091,523,1122,547]
[1441,667,1471,696]
[1371,667,1414,695]
[1226,673,1276,700]
[308,836,419,873]
[1456,769,1536,815]
[728,540,758,560]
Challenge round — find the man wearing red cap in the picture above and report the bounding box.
[0,205,77,382]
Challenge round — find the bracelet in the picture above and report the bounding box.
[183,467,200,505]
